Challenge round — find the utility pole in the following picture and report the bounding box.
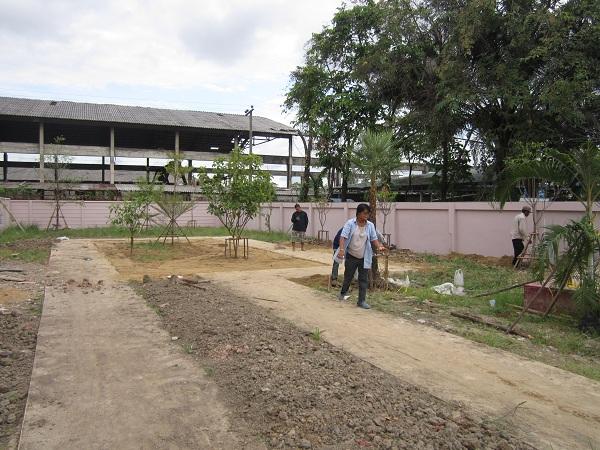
[244,105,254,154]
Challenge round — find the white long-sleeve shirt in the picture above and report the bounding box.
[511,212,528,240]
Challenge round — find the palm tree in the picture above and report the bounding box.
[497,142,600,330]
[352,130,401,226]
[497,142,600,221]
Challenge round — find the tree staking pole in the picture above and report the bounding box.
[245,105,254,154]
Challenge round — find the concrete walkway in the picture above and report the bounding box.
[19,241,258,450]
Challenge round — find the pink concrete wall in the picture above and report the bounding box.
[2,200,598,257]
[254,201,599,257]
[3,200,220,230]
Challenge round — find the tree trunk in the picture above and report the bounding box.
[340,158,350,202]
[441,139,449,201]
[369,175,377,227]
[407,159,413,200]
[493,128,512,176]
[328,169,335,199]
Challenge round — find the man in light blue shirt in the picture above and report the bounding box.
[337,203,386,309]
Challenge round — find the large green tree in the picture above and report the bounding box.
[284,2,384,200]
[286,0,600,200]
[534,0,600,150]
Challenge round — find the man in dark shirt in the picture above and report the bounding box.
[291,203,309,251]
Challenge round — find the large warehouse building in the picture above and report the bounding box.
[0,96,300,196]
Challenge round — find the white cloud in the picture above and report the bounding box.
[0,0,341,124]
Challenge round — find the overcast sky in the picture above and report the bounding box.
[0,0,343,128]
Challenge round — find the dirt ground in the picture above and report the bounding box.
[139,277,532,450]
[0,262,45,450]
[4,237,597,448]
[96,239,324,281]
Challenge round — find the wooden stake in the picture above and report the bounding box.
[383,253,389,290]
[451,311,532,339]
[473,280,537,298]
[0,199,25,232]
[254,297,279,303]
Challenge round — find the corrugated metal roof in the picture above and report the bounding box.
[0,96,296,136]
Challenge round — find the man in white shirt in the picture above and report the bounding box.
[511,205,531,266]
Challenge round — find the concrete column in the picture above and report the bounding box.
[39,122,45,183]
[390,202,397,246]
[448,202,456,253]
[174,131,180,155]
[146,158,150,182]
[287,136,293,188]
[101,156,105,183]
[109,127,115,184]
[308,203,313,236]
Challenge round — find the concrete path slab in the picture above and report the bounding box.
[19,240,256,450]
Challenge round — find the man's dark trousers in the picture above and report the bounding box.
[512,239,524,266]
[340,254,369,305]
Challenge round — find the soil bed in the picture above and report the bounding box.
[97,239,323,281]
[138,277,534,450]
[0,262,45,449]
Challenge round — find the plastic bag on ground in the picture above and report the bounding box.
[387,275,410,287]
[432,282,465,296]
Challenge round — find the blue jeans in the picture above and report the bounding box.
[340,254,369,305]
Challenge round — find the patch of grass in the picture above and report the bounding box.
[29,294,44,316]
[204,366,215,377]
[393,257,600,380]
[560,361,600,381]
[147,303,164,316]
[462,327,521,351]
[183,343,194,354]
[309,327,323,342]
[0,247,50,263]
[0,225,290,244]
